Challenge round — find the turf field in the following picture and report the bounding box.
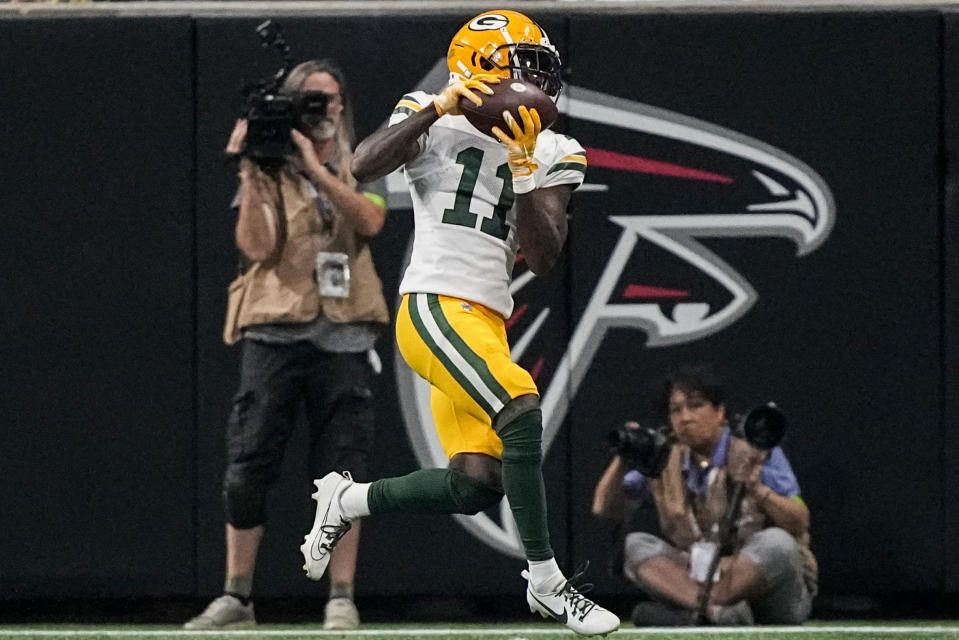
[2,623,959,640]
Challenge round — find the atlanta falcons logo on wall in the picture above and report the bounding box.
[387,63,835,558]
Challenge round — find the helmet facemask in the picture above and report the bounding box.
[481,43,563,99]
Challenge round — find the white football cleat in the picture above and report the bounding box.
[299,471,353,581]
[522,569,620,637]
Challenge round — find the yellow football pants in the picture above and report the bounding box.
[396,293,539,459]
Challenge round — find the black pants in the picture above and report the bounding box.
[222,339,375,527]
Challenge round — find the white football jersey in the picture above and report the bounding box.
[390,90,587,319]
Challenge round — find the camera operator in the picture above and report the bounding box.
[184,59,389,631]
[592,364,817,626]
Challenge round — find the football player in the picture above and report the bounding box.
[301,10,619,636]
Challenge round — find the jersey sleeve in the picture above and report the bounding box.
[538,133,588,190]
[761,446,802,498]
[388,91,435,154]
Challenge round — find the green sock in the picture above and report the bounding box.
[367,468,502,514]
[495,407,553,561]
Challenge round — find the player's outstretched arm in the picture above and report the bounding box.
[351,108,437,183]
[352,77,497,183]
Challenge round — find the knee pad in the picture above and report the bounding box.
[447,469,505,515]
[495,407,543,465]
[222,476,268,529]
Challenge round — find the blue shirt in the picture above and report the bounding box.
[623,426,801,503]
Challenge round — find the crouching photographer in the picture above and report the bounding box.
[591,364,817,627]
[184,54,389,631]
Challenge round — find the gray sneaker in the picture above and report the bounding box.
[708,600,754,626]
[323,597,360,630]
[183,594,255,630]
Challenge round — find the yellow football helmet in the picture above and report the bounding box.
[447,10,563,98]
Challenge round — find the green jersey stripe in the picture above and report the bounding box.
[547,162,587,176]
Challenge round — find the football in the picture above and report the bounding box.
[459,78,559,138]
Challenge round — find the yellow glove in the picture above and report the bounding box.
[492,105,541,194]
[433,74,501,117]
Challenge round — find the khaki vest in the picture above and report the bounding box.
[648,442,818,596]
[223,164,389,345]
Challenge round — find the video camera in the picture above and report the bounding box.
[241,20,332,164]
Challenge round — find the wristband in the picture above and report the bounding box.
[512,173,536,195]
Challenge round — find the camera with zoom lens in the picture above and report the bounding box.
[607,402,787,479]
[732,402,787,452]
[607,421,674,478]
[241,20,330,164]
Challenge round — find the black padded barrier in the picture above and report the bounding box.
[942,10,959,595]
[0,7,956,607]
[0,18,197,597]
[564,10,944,597]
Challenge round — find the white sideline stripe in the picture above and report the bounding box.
[1,627,958,636]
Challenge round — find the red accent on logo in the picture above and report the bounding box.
[505,304,528,330]
[584,147,733,183]
[529,357,546,382]
[623,284,690,298]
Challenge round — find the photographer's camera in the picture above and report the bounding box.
[607,421,674,478]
